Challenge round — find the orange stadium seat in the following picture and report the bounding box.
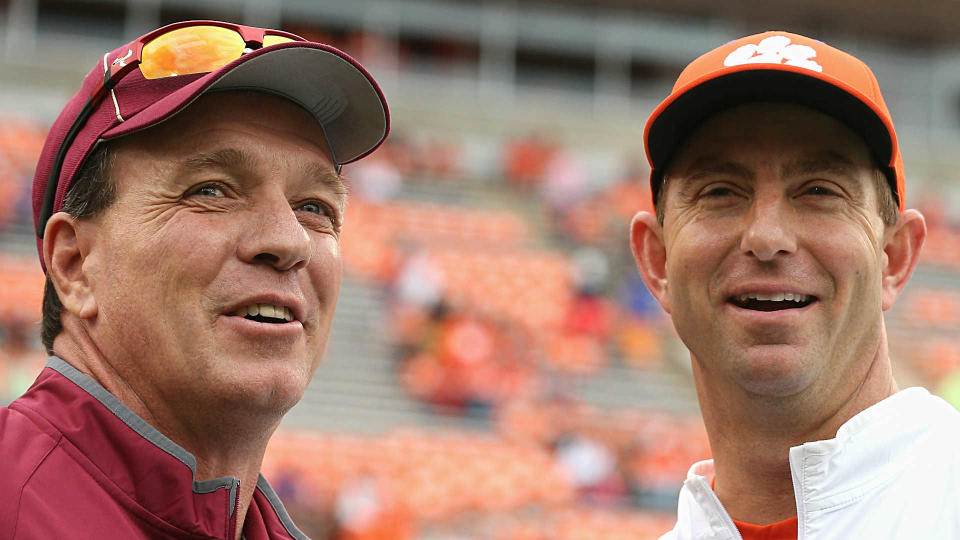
[616,318,663,368]
[544,333,606,375]
[0,115,47,170]
[494,508,675,540]
[263,428,577,524]
[427,248,574,331]
[339,200,535,284]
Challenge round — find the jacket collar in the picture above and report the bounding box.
[16,356,308,540]
[788,387,951,516]
[674,388,950,539]
[676,460,740,539]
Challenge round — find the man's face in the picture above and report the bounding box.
[81,91,344,415]
[655,103,890,398]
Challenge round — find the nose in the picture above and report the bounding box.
[238,192,312,272]
[739,194,797,261]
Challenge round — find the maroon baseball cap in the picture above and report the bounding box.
[33,20,390,271]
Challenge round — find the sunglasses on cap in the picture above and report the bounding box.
[37,21,309,238]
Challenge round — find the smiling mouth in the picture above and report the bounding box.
[729,293,817,312]
[233,303,295,324]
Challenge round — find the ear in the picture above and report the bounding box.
[43,212,98,319]
[630,211,671,314]
[880,209,926,311]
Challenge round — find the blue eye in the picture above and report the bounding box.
[194,184,225,197]
[297,201,340,230]
[299,201,326,215]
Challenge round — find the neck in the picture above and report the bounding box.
[53,320,281,539]
[692,328,898,525]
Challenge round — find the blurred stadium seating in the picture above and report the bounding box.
[3,2,960,538]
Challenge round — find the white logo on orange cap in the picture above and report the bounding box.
[723,35,823,73]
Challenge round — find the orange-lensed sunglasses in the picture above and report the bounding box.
[39,21,308,237]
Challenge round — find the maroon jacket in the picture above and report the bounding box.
[0,357,309,539]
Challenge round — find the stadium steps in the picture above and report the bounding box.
[395,174,499,207]
[574,362,698,415]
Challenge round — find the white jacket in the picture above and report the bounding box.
[662,388,960,539]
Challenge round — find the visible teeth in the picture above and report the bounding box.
[737,293,809,303]
[234,303,294,321]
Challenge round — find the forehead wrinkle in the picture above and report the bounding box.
[781,151,857,178]
[181,148,256,176]
[683,157,755,181]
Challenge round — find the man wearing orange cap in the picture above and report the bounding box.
[0,21,388,539]
[631,31,960,538]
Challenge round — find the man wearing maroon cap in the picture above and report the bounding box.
[0,21,389,539]
[630,32,960,538]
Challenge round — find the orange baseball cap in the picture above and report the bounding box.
[644,30,905,211]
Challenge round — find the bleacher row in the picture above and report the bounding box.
[261,410,701,539]
[2,109,960,540]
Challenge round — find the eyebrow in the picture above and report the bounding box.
[182,147,348,196]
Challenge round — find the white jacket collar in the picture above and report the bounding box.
[790,387,951,517]
[675,460,740,539]
[673,387,953,539]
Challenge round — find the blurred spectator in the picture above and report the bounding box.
[560,193,610,245]
[502,133,556,190]
[271,469,337,539]
[615,317,663,369]
[571,246,610,296]
[554,157,652,248]
[561,248,617,346]
[394,250,446,309]
[540,148,589,217]
[0,115,47,230]
[335,475,415,540]
[605,158,654,224]
[562,293,615,341]
[346,153,403,202]
[400,306,534,417]
[553,432,627,505]
[379,134,418,177]
[418,136,463,180]
[621,274,660,320]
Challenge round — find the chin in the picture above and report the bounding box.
[218,355,314,412]
[733,349,820,398]
[235,372,310,414]
[739,376,811,398]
